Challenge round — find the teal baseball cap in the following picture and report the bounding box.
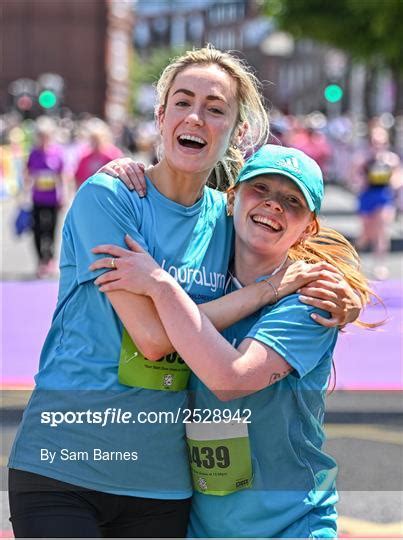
[235,144,324,213]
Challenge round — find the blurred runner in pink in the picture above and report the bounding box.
[75,119,122,189]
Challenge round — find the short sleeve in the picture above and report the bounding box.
[66,173,147,284]
[246,295,338,378]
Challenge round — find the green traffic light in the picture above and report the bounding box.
[324,84,343,103]
[39,90,57,109]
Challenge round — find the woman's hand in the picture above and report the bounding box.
[273,261,361,327]
[97,158,147,196]
[89,235,161,296]
[297,278,361,327]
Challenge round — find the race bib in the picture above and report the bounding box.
[186,420,253,496]
[35,173,57,191]
[368,162,392,185]
[118,329,191,391]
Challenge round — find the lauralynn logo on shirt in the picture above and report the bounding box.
[160,260,226,293]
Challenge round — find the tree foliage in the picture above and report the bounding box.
[129,45,188,115]
[264,0,403,72]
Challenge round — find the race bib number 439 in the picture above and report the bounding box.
[186,420,253,496]
[118,329,191,391]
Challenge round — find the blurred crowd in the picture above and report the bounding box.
[0,112,159,277]
[269,110,402,195]
[268,110,403,280]
[0,112,159,199]
[1,109,402,279]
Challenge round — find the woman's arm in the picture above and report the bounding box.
[92,240,352,397]
[106,268,351,359]
[200,260,360,330]
[106,278,285,360]
[92,246,281,359]
[92,235,361,335]
[106,291,174,360]
[23,163,33,195]
[68,178,170,361]
[103,259,294,400]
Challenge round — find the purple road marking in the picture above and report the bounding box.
[334,280,402,390]
[2,281,58,387]
[2,280,402,390]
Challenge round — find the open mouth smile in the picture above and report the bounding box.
[177,134,207,150]
[251,215,283,232]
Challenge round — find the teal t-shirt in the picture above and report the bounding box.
[9,174,232,499]
[188,293,339,537]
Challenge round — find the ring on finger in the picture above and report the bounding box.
[110,257,117,270]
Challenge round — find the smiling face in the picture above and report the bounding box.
[157,64,241,177]
[229,174,316,259]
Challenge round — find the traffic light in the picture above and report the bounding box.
[38,90,57,109]
[8,78,37,116]
[8,75,64,117]
[37,73,64,112]
[324,84,344,103]
[16,94,34,111]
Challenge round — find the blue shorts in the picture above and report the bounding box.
[359,186,394,214]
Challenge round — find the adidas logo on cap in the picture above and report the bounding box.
[277,157,301,173]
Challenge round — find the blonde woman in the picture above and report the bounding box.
[94,145,376,538]
[9,48,358,538]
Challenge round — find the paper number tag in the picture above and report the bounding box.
[186,420,253,495]
[118,329,191,391]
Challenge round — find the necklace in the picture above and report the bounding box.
[226,254,289,292]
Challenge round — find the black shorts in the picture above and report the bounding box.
[8,468,191,538]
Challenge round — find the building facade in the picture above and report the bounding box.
[0,0,133,122]
[133,0,332,115]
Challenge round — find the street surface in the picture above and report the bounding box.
[1,184,402,538]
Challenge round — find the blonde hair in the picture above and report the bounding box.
[155,45,269,189]
[289,218,382,328]
[85,118,113,148]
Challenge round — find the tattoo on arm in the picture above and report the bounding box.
[269,372,281,384]
[268,367,293,385]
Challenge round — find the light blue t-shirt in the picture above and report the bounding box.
[9,174,232,499]
[188,292,339,537]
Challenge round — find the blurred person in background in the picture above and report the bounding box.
[74,118,122,190]
[24,117,65,278]
[354,124,401,279]
[132,119,159,165]
[286,118,332,179]
[0,115,28,197]
[267,114,289,147]
[326,114,355,185]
